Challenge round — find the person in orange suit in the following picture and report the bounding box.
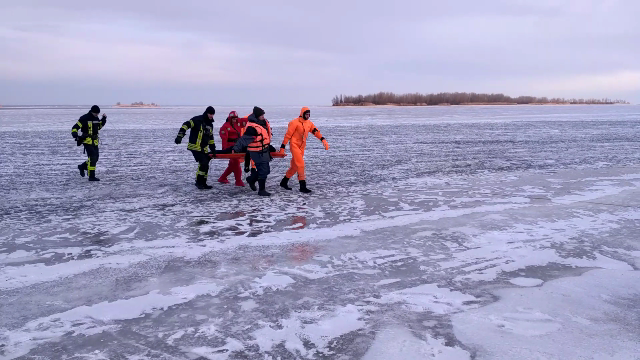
[218,111,247,186]
[279,107,329,193]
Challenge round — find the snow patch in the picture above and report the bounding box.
[252,304,365,357]
[252,272,295,294]
[0,250,38,264]
[239,299,258,311]
[440,211,635,282]
[368,284,478,314]
[363,327,471,360]
[508,277,543,287]
[0,254,148,290]
[452,269,640,359]
[1,281,223,358]
[552,184,634,205]
[190,338,244,359]
[374,279,401,286]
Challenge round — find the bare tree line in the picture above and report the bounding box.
[331,92,629,106]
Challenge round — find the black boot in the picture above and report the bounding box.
[202,179,213,190]
[246,169,258,191]
[78,163,86,178]
[258,179,271,197]
[201,173,213,189]
[88,170,100,182]
[196,175,212,189]
[280,176,292,190]
[299,180,312,194]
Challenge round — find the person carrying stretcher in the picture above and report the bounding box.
[218,111,247,186]
[279,107,329,193]
[232,106,276,197]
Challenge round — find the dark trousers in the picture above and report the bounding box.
[80,144,99,178]
[191,150,211,184]
[247,152,270,181]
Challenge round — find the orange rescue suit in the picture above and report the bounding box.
[281,107,329,181]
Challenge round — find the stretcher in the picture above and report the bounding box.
[210,152,287,160]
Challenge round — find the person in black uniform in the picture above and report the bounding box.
[71,105,107,181]
[175,106,217,189]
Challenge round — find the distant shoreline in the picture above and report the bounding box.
[333,103,629,107]
[114,105,160,108]
[114,101,159,108]
[332,92,629,107]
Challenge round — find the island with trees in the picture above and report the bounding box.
[115,101,159,108]
[331,92,629,106]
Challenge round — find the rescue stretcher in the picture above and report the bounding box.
[210,152,287,160]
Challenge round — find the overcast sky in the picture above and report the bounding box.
[1,0,638,105]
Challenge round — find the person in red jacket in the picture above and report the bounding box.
[218,111,247,186]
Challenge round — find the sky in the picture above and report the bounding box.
[0,0,639,105]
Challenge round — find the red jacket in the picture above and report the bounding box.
[220,117,248,149]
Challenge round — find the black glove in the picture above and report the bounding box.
[268,144,277,153]
[175,136,182,144]
[72,133,78,140]
[101,114,107,121]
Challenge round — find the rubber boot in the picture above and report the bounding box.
[233,163,244,187]
[195,176,205,189]
[246,169,258,191]
[280,176,292,190]
[196,174,211,189]
[78,163,86,178]
[258,179,271,197]
[299,180,312,194]
[218,164,233,184]
[201,176,213,189]
[88,170,100,182]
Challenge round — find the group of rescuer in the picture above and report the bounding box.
[70,105,329,196]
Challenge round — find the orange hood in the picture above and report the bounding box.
[299,107,310,119]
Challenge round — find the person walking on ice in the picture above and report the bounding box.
[71,105,107,182]
[175,106,217,189]
[278,107,329,193]
[232,106,274,197]
[218,111,247,186]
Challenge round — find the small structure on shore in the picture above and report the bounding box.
[115,101,159,108]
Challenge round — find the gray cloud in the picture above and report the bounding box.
[1,0,638,105]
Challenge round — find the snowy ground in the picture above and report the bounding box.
[1,105,639,359]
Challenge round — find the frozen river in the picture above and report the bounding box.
[1,105,639,359]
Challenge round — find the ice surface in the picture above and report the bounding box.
[1,105,640,358]
[2,281,223,358]
[452,269,640,359]
[363,327,471,360]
